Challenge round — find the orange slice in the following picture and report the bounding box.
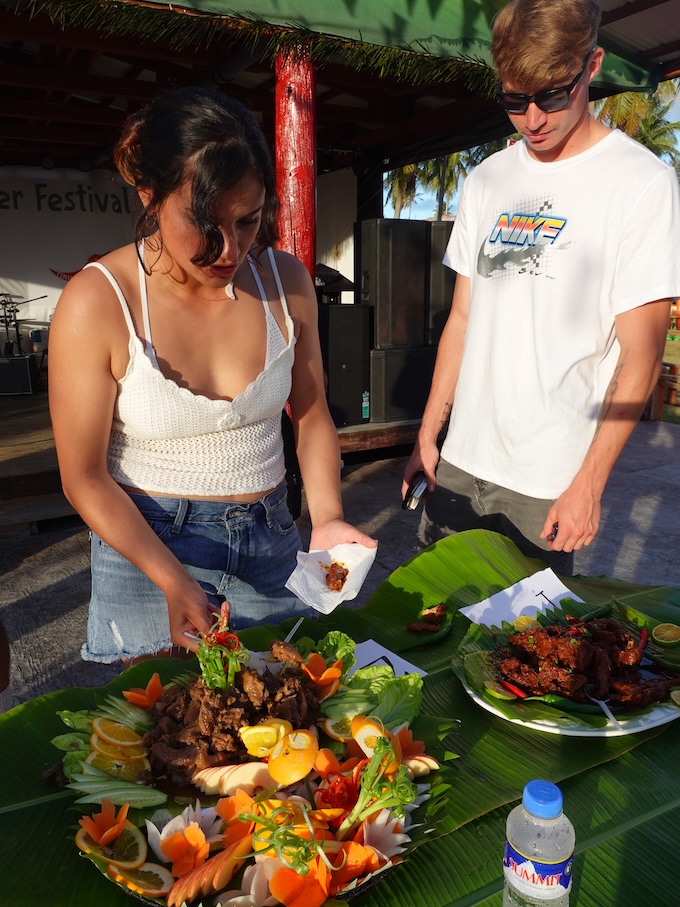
[107,861,174,897]
[322,716,352,742]
[75,820,147,869]
[267,730,319,785]
[90,734,147,761]
[92,717,144,747]
[85,751,150,782]
[351,716,402,773]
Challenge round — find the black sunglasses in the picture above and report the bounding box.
[496,55,592,115]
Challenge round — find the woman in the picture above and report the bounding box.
[49,87,375,663]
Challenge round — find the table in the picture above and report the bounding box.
[1,530,679,906]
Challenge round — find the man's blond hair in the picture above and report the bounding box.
[492,0,601,88]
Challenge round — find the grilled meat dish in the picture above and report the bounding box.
[141,660,320,787]
[496,617,670,710]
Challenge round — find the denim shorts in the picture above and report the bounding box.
[418,458,574,576]
[83,481,316,663]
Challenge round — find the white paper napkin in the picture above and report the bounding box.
[285,542,377,614]
[350,640,427,678]
[459,567,584,625]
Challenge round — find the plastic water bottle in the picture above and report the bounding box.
[503,779,575,906]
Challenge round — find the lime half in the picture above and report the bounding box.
[484,681,517,700]
[652,623,680,647]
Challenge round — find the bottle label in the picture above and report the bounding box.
[504,839,573,900]
[361,391,370,419]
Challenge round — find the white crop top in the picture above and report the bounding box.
[87,247,295,497]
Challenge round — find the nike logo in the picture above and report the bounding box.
[477,211,567,278]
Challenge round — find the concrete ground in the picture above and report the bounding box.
[3,419,680,704]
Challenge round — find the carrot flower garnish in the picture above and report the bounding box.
[269,854,330,907]
[160,824,210,877]
[301,654,343,700]
[393,722,427,757]
[78,798,129,846]
[145,799,223,877]
[122,672,164,709]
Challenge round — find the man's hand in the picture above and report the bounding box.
[540,481,601,552]
[402,439,439,502]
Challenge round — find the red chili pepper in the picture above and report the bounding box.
[315,772,359,827]
[209,630,241,650]
[318,772,359,810]
[352,758,371,787]
[499,679,528,699]
[639,628,648,649]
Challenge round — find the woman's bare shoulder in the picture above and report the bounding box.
[269,248,313,286]
[52,243,139,335]
[267,248,316,318]
[55,244,138,308]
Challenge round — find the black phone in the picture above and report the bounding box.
[402,471,428,511]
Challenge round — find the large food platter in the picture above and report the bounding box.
[452,594,680,736]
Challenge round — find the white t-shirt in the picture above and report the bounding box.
[441,130,680,499]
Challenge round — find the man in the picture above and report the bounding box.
[403,0,680,574]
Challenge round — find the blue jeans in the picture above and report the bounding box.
[83,482,314,663]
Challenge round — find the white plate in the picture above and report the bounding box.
[462,680,680,737]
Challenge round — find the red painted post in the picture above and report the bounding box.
[274,48,317,279]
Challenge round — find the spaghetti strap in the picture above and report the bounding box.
[137,243,159,367]
[83,261,137,340]
[267,247,290,318]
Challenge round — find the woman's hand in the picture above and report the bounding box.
[163,574,214,652]
[310,518,377,553]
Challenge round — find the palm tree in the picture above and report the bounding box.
[383,162,421,218]
[593,78,680,173]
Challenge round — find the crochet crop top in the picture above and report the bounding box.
[87,247,295,497]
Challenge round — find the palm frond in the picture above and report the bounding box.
[20,0,497,90]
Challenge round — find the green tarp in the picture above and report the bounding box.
[137,0,658,91]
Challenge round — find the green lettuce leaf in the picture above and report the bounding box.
[370,673,424,728]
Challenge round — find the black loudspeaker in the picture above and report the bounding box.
[356,219,428,349]
[317,305,371,427]
[0,355,37,395]
[427,220,456,346]
[369,346,437,422]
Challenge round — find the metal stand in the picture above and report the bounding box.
[0,292,47,357]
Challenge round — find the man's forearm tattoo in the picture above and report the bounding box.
[440,401,452,431]
[593,364,623,439]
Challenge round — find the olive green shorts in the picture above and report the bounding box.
[418,458,574,576]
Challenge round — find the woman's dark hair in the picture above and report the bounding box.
[114,87,279,265]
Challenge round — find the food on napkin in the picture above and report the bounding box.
[285,542,377,614]
[322,559,349,591]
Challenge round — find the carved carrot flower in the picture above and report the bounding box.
[122,672,164,709]
[215,788,257,847]
[78,798,129,846]
[268,853,330,907]
[301,653,343,700]
[145,800,223,877]
[161,824,210,877]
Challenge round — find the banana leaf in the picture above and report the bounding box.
[2,529,680,906]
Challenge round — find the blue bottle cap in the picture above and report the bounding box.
[522,780,563,819]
